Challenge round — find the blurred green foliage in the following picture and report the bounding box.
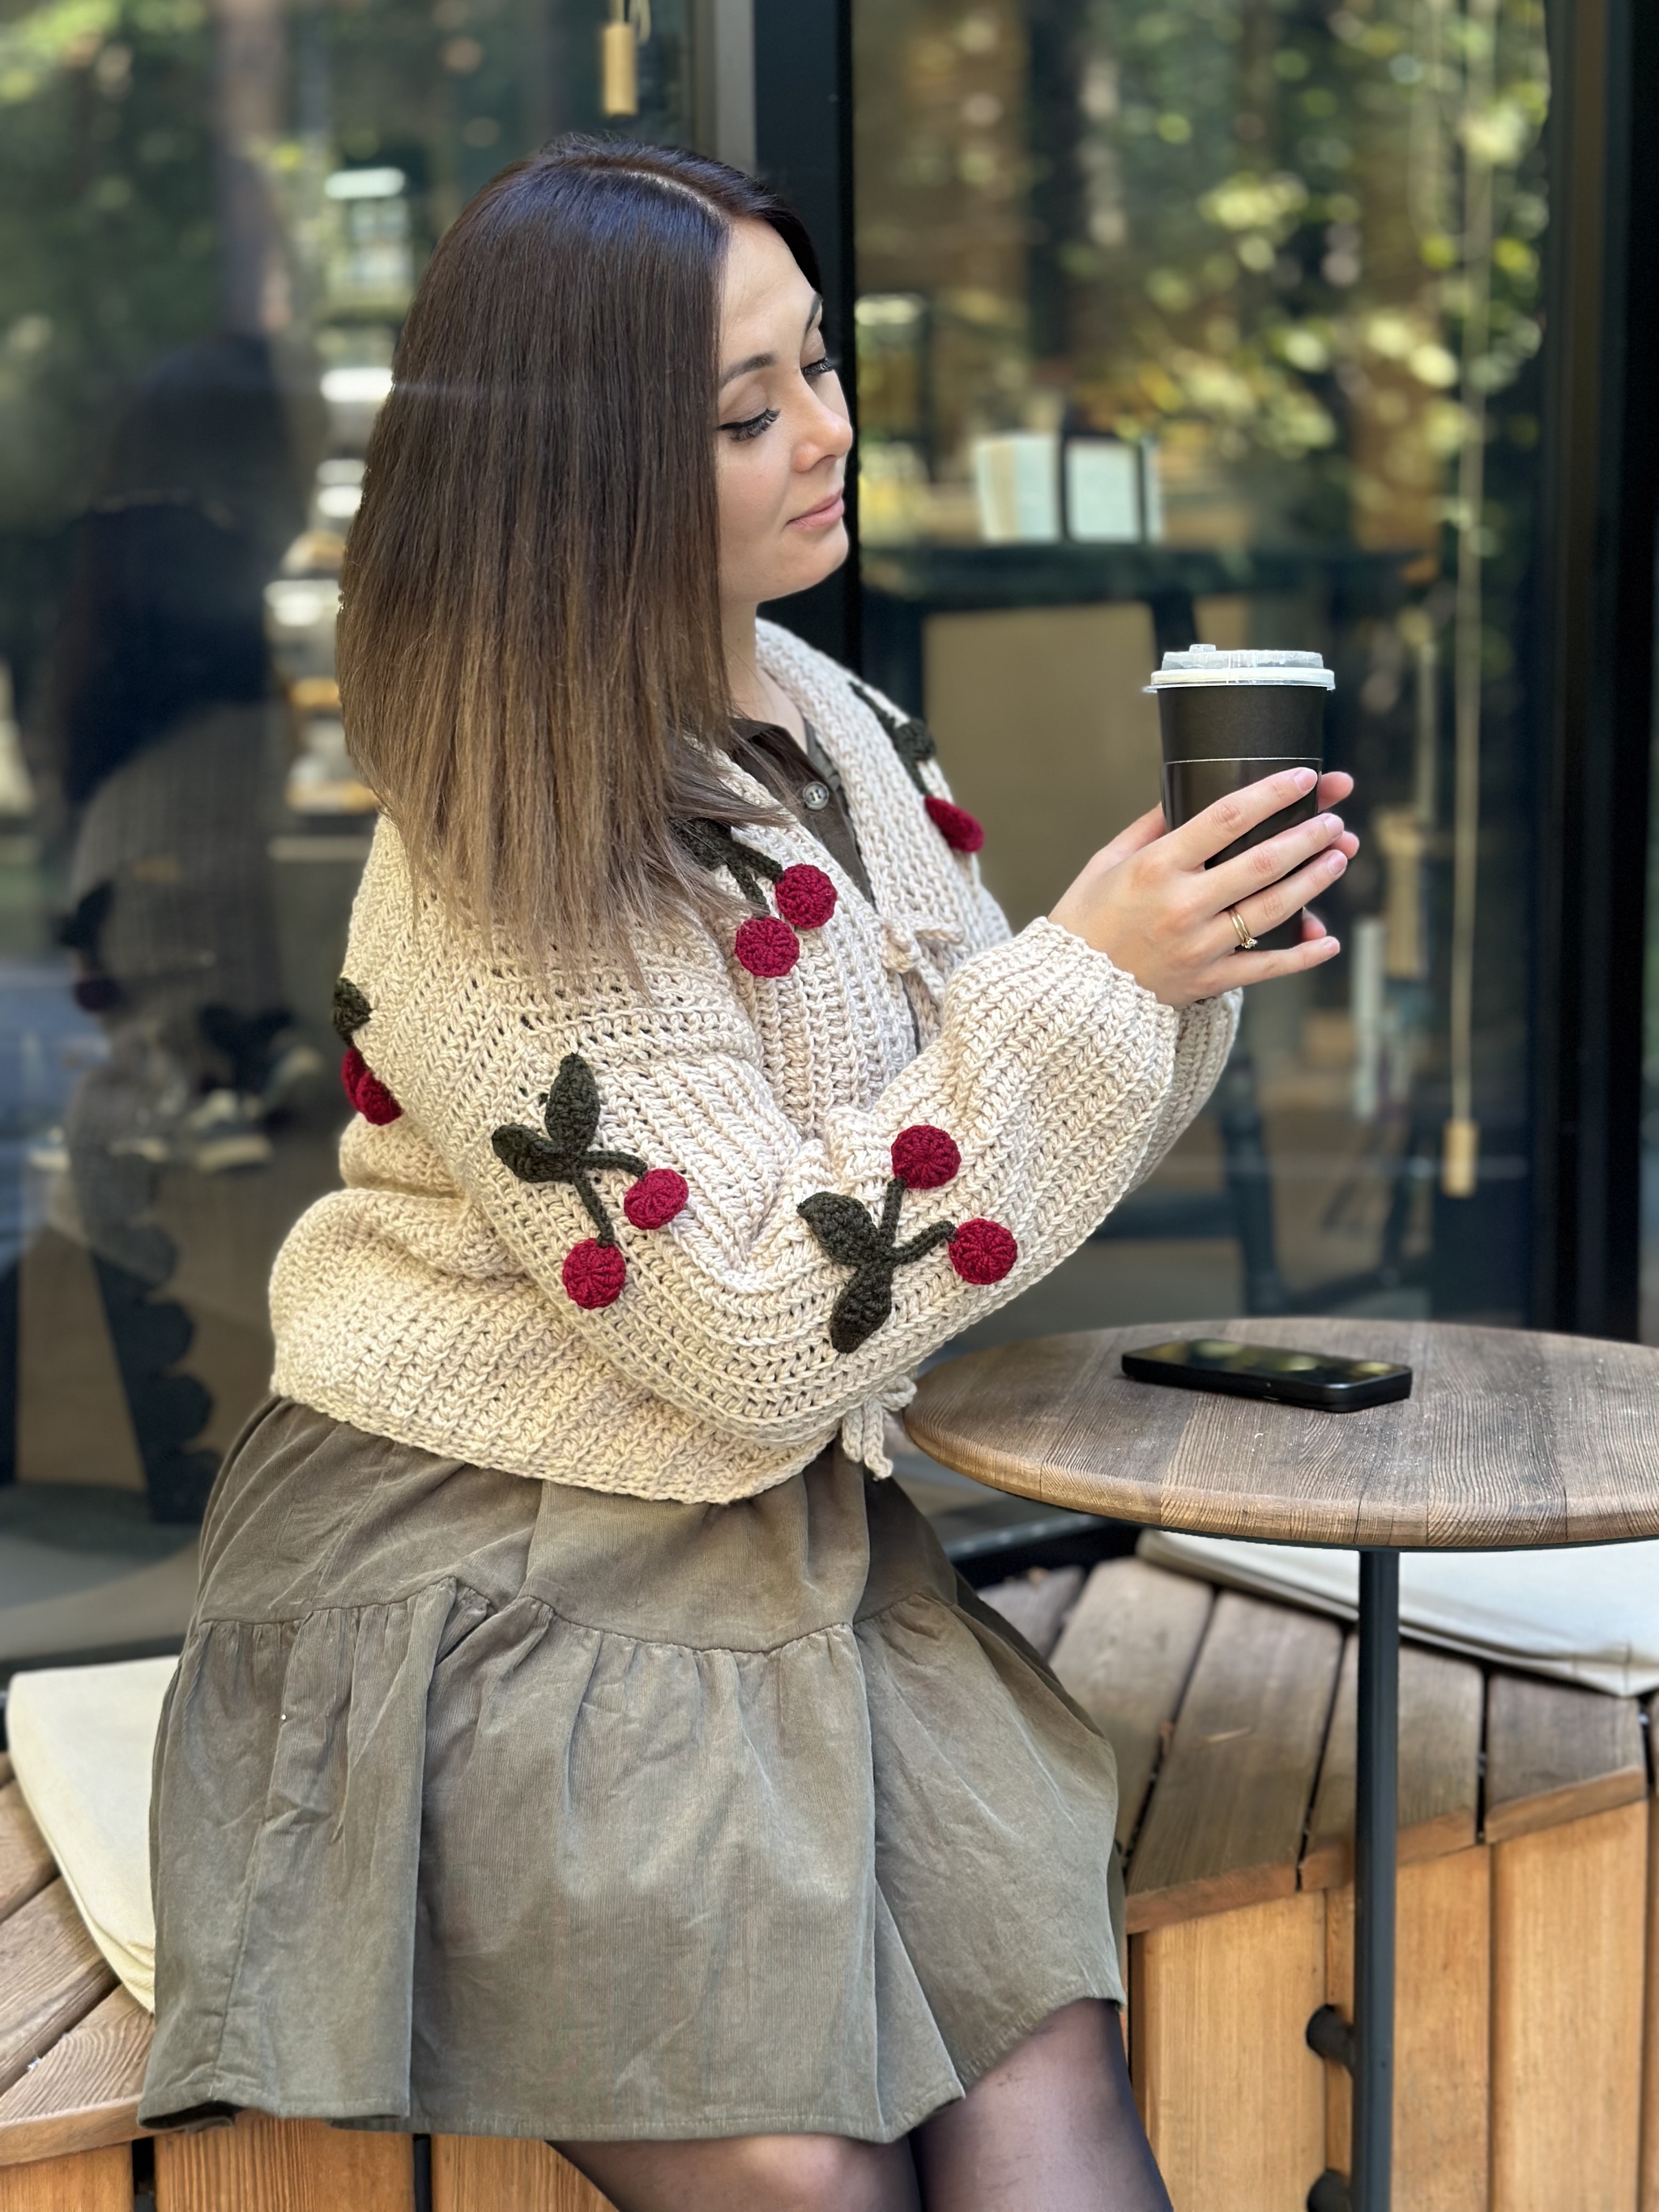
[0,0,219,526]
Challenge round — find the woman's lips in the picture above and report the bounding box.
[787,489,846,530]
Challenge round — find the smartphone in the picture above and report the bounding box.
[1121,1337,1413,1413]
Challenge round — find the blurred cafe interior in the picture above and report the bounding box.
[0,0,1653,1664]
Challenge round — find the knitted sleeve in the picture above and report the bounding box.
[1123,982,1242,1194]
[347,893,1238,1460]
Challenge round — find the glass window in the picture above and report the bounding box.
[853,0,1550,1346]
[0,0,1568,1658]
[0,0,701,1661]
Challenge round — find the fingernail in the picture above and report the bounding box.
[1326,850,1348,873]
[1320,814,1343,833]
[1293,768,1317,791]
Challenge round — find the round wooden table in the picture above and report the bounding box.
[906,1315,1659,2212]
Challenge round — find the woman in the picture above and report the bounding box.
[141,139,1355,2210]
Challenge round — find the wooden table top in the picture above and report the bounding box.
[905,1317,1659,1551]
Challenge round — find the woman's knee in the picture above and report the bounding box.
[734,2130,911,2212]
[557,2129,914,2212]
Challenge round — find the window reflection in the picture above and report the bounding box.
[855,0,1548,1341]
[0,0,699,1658]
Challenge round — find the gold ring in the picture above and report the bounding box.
[1230,907,1257,951]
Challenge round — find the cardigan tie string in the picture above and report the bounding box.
[879,915,964,982]
[881,917,966,1046]
[838,1375,918,1481]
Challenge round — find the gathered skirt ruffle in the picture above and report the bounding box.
[142,1398,1123,2144]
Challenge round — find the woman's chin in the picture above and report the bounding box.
[761,523,850,604]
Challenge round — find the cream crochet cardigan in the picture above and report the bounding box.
[271,621,1240,1502]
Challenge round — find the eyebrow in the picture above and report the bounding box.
[719,295,824,389]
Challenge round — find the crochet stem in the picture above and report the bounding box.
[571,1171,616,1242]
[892,1221,957,1266]
[879,1179,906,1241]
[586,1149,650,1178]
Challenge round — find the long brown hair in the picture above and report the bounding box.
[337,137,821,970]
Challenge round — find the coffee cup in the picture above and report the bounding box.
[1148,644,1335,952]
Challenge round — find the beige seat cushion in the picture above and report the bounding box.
[1138,1529,1659,1697]
[6,1655,176,2010]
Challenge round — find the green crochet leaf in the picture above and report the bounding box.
[492,1126,570,1183]
[674,818,783,910]
[332,977,373,1042]
[493,1054,654,1251]
[801,1170,962,1355]
[888,717,936,778]
[829,1263,897,1354]
[798,1191,887,1268]
[851,680,937,793]
[543,1053,602,1161]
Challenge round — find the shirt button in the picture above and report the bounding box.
[800,781,831,812]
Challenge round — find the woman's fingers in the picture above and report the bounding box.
[1239,931,1342,979]
[1199,926,1342,995]
[1096,803,1170,872]
[1164,766,1320,870]
[1209,816,1351,922]
[1051,765,1358,1005]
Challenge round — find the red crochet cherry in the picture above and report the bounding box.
[624,1168,689,1230]
[562,1238,627,1308]
[925,795,985,855]
[774,863,838,931]
[949,1218,1017,1285]
[341,1046,403,1126]
[735,914,801,977]
[891,1124,961,1191]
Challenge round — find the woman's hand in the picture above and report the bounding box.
[1048,768,1359,1008]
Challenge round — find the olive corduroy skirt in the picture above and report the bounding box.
[140,1396,1124,2144]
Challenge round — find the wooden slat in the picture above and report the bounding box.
[155,2110,413,2212]
[0,2143,131,2212]
[0,1988,151,2167]
[1300,1636,1482,1890]
[433,2137,616,2212]
[1492,1799,1646,2211]
[0,1784,55,1923]
[1640,1713,1659,2212]
[1484,1673,1646,1843]
[0,1884,116,2100]
[1131,1891,1326,2210]
[1049,1559,1213,1848]
[1322,1851,1490,2210]
[978,1566,1084,1658]
[1125,1590,1341,1930]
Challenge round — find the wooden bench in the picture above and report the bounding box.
[6,1555,1656,2210]
[1039,1556,1656,2212]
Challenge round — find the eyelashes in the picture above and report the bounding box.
[720,356,841,442]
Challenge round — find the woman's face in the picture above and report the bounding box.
[714,218,853,613]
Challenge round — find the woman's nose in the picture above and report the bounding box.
[802,393,855,467]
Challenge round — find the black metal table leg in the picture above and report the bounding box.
[1353,1548,1400,2211]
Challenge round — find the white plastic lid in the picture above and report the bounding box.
[1149,643,1336,690]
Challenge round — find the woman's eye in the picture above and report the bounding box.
[804,355,839,381]
[720,407,780,442]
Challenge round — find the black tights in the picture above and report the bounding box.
[558,1999,1174,2212]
